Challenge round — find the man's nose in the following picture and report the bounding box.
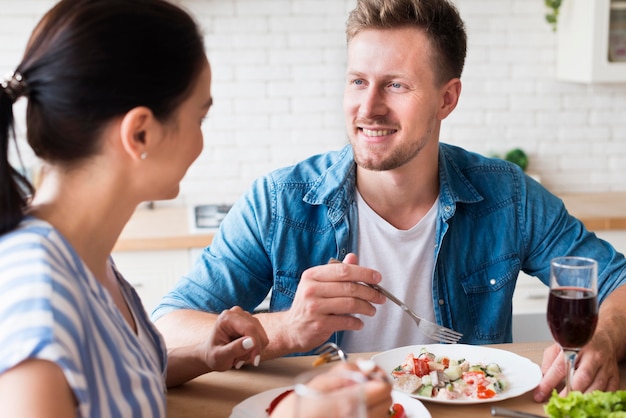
[357,87,387,119]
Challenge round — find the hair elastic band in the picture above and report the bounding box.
[1,72,28,103]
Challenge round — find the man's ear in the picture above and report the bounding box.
[119,106,156,161]
[437,78,462,121]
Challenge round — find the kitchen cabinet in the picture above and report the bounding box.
[112,249,191,315]
[557,0,626,83]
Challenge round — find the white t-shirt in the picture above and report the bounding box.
[341,192,439,353]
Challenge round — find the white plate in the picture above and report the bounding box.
[229,385,431,418]
[371,344,542,405]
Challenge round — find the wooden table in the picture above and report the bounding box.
[166,341,626,417]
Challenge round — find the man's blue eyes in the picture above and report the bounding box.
[352,80,401,88]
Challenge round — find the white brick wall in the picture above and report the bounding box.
[2,0,626,207]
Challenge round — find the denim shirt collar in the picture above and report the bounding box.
[302,143,485,219]
[303,145,357,225]
[437,144,484,221]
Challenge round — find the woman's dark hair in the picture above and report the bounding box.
[0,0,206,234]
[346,0,467,86]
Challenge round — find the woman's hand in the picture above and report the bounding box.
[270,361,393,418]
[203,306,269,371]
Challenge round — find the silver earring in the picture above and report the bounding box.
[140,152,148,160]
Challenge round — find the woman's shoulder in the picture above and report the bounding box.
[0,217,86,341]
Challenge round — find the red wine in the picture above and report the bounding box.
[547,287,598,350]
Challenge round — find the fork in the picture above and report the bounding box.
[312,342,348,366]
[364,281,463,343]
[311,342,390,384]
[328,258,463,344]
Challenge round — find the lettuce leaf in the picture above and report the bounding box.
[545,389,626,418]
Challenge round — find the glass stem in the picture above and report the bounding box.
[563,349,577,394]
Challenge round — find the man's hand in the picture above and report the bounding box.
[534,284,626,403]
[533,330,620,402]
[271,253,385,354]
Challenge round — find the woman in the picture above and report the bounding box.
[0,0,267,416]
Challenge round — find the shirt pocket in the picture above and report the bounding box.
[460,256,520,341]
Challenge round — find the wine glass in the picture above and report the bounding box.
[547,256,599,394]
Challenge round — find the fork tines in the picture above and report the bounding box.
[312,342,347,367]
[428,322,463,344]
[431,326,463,344]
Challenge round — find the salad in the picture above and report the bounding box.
[545,389,626,417]
[390,347,507,401]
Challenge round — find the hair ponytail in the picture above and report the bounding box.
[0,82,34,235]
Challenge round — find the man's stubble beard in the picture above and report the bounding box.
[349,126,434,172]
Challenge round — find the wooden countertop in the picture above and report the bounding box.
[113,206,214,252]
[114,192,626,252]
[559,192,626,230]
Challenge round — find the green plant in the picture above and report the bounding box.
[504,148,528,172]
[490,148,529,172]
[545,0,563,31]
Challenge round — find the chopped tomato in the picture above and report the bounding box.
[476,384,497,399]
[440,357,450,368]
[389,403,406,418]
[412,357,431,377]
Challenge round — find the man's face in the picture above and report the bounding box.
[343,27,446,172]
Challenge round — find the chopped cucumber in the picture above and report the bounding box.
[443,365,462,381]
[418,385,434,397]
[486,363,502,376]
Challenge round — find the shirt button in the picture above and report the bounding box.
[438,299,444,305]
[444,206,452,212]
[490,279,496,285]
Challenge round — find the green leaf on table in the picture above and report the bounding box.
[545,389,626,418]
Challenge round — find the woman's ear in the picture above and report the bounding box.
[119,107,156,161]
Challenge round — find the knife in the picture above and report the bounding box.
[491,406,546,418]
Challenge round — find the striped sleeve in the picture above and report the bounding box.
[0,231,88,401]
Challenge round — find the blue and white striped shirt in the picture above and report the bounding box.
[0,217,167,417]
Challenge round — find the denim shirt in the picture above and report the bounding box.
[152,143,626,348]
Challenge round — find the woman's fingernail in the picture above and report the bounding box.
[235,360,245,369]
[254,355,261,367]
[242,337,255,350]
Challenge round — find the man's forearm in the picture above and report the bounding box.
[253,311,301,359]
[155,309,219,349]
[155,309,218,387]
[155,309,296,364]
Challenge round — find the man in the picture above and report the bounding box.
[153,0,626,402]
